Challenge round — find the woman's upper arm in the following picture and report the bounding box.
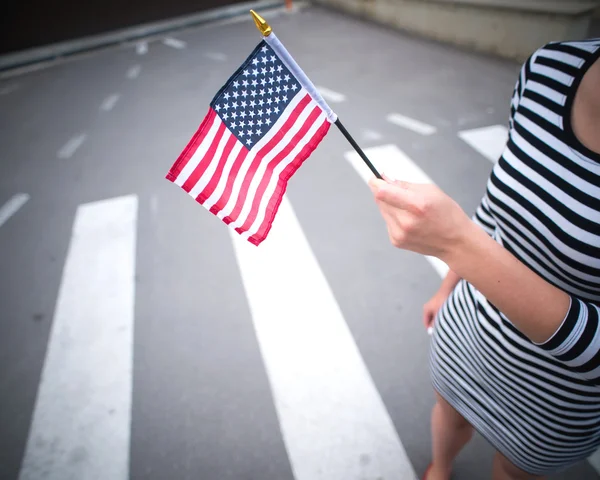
[535,298,600,383]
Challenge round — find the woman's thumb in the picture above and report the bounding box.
[370,179,414,208]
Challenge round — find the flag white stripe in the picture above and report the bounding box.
[174,115,221,187]
[229,96,316,230]
[188,128,233,198]
[202,141,245,210]
[242,111,327,240]
[216,90,308,220]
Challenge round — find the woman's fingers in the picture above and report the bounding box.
[368,178,415,210]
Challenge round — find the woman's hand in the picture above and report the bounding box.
[368,177,474,262]
[369,176,571,345]
[423,290,449,332]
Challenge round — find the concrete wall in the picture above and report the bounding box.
[312,0,600,61]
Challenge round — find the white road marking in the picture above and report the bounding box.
[386,113,437,136]
[18,195,137,480]
[362,129,382,141]
[345,144,450,278]
[0,83,19,95]
[136,41,148,55]
[231,196,417,480]
[100,93,120,112]
[0,193,30,229]
[316,86,346,103]
[204,52,228,62]
[126,65,141,79]
[427,256,450,278]
[57,134,87,159]
[588,449,600,475]
[163,37,186,49]
[458,125,508,163]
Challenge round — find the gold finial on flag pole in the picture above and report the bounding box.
[250,10,272,36]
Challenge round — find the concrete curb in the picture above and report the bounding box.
[0,0,285,73]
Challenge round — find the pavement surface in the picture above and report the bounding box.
[1,4,599,480]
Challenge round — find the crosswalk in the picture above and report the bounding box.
[458,125,508,163]
[0,193,29,229]
[0,126,519,479]
[18,196,137,480]
[2,124,597,480]
[232,197,417,480]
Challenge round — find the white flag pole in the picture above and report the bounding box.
[249,9,382,179]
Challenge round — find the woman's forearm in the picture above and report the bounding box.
[443,220,571,344]
[438,269,461,296]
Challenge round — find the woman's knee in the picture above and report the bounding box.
[434,392,473,431]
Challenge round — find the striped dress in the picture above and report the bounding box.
[430,38,600,475]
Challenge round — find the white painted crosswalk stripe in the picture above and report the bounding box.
[0,193,29,229]
[204,52,228,62]
[231,196,417,480]
[345,144,450,278]
[136,42,148,55]
[386,113,437,136]
[458,125,508,163]
[588,450,600,475]
[100,93,120,112]
[163,37,186,49]
[316,86,346,103]
[362,129,382,141]
[0,83,19,95]
[18,195,137,480]
[126,65,141,79]
[57,134,87,159]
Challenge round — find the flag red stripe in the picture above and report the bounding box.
[166,108,217,182]
[249,118,331,245]
[208,146,250,216]
[181,120,227,193]
[234,105,323,235]
[196,134,238,204]
[223,94,312,224]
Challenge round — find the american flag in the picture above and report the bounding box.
[166,39,334,246]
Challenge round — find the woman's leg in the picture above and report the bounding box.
[428,391,474,480]
[492,451,545,480]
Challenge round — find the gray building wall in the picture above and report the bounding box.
[311,0,600,61]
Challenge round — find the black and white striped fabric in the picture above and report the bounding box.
[430,39,600,475]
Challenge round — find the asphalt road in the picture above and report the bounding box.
[1,4,599,480]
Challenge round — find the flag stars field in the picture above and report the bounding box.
[212,45,301,150]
